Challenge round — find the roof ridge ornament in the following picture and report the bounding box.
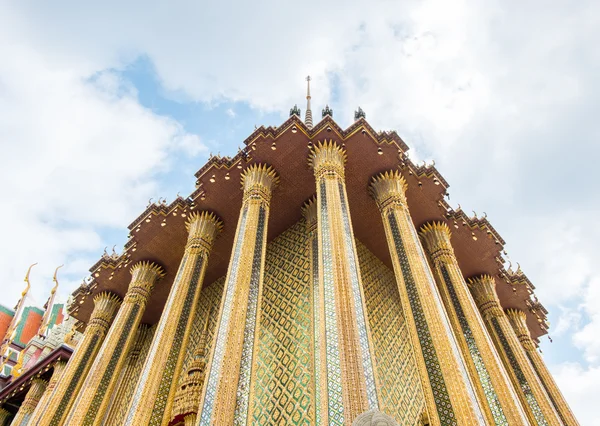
[322,104,333,118]
[354,106,366,121]
[305,76,313,129]
[289,104,301,118]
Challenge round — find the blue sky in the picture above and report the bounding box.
[1,1,598,423]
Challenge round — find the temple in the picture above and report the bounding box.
[0,79,578,425]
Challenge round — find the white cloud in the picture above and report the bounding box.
[552,362,600,426]
[0,11,204,306]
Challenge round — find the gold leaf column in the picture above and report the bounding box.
[28,360,66,426]
[309,141,379,425]
[124,211,222,426]
[196,164,278,426]
[468,276,562,426]
[302,196,319,425]
[369,171,485,426]
[420,222,529,425]
[10,377,47,426]
[65,261,164,426]
[35,292,121,426]
[506,309,579,425]
[102,324,154,426]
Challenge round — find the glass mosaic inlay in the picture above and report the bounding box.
[233,206,267,425]
[198,206,249,425]
[149,256,205,425]
[50,333,100,426]
[358,240,426,425]
[490,317,548,426]
[440,264,508,425]
[312,236,322,426]
[84,303,141,425]
[527,352,567,425]
[125,254,189,425]
[320,180,345,426]
[403,212,484,424]
[387,212,457,426]
[251,221,313,425]
[338,181,379,410]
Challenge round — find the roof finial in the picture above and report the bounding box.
[305,76,313,129]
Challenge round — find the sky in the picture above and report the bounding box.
[1,0,598,423]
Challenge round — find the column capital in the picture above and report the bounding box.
[369,171,408,212]
[88,292,122,332]
[419,221,455,264]
[301,196,318,236]
[126,261,165,305]
[185,211,223,254]
[241,163,279,204]
[309,140,346,179]
[506,309,537,351]
[467,275,504,319]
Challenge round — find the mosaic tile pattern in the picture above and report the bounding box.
[125,254,189,424]
[387,212,457,426]
[320,181,345,426]
[490,317,548,426]
[198,206,249,425]
[178,277,225,385]
[234,206,267,425]
[49,334,100,426]
[312,236,322,426]
[103,325,155,426]
[440,264,508,425]
[251,221,313,425]
[403,211,483,423]
[83,304,141,425]
[149,256,206,425]
[337,182,379,410]
[527,352,567,425]
[357,240,426,425]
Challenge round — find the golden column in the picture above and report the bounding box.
[124,211,222,426]
[420,222,529,425]
[302,197,321,425]
[28,361,66,426]
[103,324,153,426]
[369,171,484,425]
[65,261,164,426]
[35,292,121,426]
[196,164,278,426]
[10,378,47,426]
[507,309,579,425]
[309,141,379,424]
[468,276,562,426]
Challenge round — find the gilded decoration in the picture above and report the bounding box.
[65,261,164,426]
[356,240,426,425]
[420,222,529,426]
[507,309,580,426]
[310,140,379,424]
[1,99,579,426]
[102,323,155,426]
[197,164,278,426]
[250,221,313,425]
[468,276,562,426]
[370,171,485,425]
[124,212,222,426]
[34,291,121,426]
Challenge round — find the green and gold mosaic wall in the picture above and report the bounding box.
[179,221,425,425]
[357,240,426,425]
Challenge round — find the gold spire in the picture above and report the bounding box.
[39,265,63,337]
[305,76,313,129]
